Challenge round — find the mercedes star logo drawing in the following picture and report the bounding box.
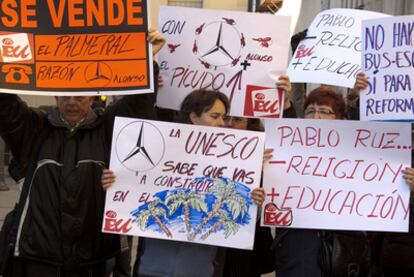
[116,121,165,173]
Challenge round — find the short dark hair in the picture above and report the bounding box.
[179,89,230,124]
[304,86,346,119]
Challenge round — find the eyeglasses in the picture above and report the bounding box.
[304,108,336,117]
[224,116,248,124]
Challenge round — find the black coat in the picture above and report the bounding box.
[0,65,158,269]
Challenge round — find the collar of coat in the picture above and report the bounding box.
[47,107,103,132]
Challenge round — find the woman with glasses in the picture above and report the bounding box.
[303,86,345,120]
[273,85,347,277]
[274,80,414,277]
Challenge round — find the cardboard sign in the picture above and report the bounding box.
[361,15,414,121]
[103,117,265,250]
[287,8,387,88]
[262,118,411,232]
[156,6,291,118]
[0,0,153,96]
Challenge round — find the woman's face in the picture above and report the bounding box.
[224,116,248,130]
[304,104,338,120]
[190,99,226,127]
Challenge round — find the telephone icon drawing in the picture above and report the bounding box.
[2,64,32,84]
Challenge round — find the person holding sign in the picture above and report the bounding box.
[346,72,370,120]
[272,86,347,277]
[103,89,265,277]
[102,82,294,276]
[272,81,414,277]
[0,29,166,277]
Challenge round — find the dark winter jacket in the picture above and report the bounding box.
[0,66,158,270]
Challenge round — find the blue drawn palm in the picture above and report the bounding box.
[188,178,248,240]
[135,199,172,238]
[200,209,240,240]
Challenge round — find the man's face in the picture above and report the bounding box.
[55,96,94,127]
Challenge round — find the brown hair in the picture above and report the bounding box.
[179,89,230,124]
[247,118,264,132]
[304,86,346,119]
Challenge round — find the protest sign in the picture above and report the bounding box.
[287,8,387,88]
[156,6,291,118]
[0,0,153,95]
[103,117,265,249]
[262,118,411,232]
[361,15,414,121]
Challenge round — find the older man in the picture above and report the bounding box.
[0,29,165,277]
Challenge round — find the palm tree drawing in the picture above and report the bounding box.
[200,210,240,240]
[165,189,208,234]
[135,199,173,238]
[188,178,248,240]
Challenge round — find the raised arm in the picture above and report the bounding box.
[103,29,166,139]
[0,93,47,167]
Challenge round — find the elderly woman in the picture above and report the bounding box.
[273,85,347,277]
[273,78,414,277]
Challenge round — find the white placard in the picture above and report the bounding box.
[287,8,388,88]
[103,117,265,250]
[156,6,291,118]
[262,118,411,232]
[361,15,414,121]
